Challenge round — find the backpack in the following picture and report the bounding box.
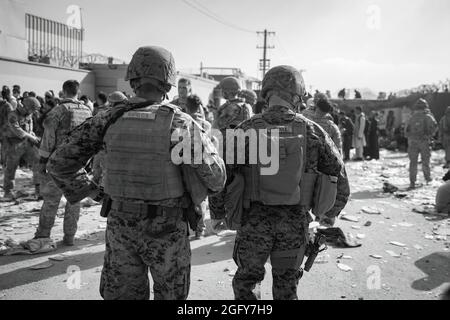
[408,113,428,137]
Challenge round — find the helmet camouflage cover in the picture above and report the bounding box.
[220,77,241,93]
[261,65,306,100]
[240,89,257,103]
[125,46,177,93]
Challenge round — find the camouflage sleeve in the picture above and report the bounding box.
[331,123,343,152]
[307,121,350,218]
[171,112,226,193]
[7,111,28,139]
[38,108,60,158]
[427,114,438,135]
[47,113,108,204]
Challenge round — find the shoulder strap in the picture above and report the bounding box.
[100,100,156,139]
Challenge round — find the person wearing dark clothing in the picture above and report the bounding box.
[339,111,354,161]
[367,111,380,160]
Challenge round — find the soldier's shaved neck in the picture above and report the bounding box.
[135,85,165,103]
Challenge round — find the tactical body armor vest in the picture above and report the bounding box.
[407,112,430,140]
[215,100,250,130]
[103,104,185,201]
[55,100,92,146]
[242,114,307,206]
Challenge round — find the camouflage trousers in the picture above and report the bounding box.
[209,190,226,220]
[34,174,80,238]
[100,204,191,300]
[408,139,431,184]
[2,139,39,193]
[443,136,450,163]
[232,203,309,300]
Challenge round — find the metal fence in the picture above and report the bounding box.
[25,13,83,68]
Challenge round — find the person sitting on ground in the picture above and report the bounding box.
[436,170,450,214]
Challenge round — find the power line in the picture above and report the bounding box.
[181,0,256,34]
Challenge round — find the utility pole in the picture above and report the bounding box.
[257,29,275,78]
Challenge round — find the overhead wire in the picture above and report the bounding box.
[181,0,256,34]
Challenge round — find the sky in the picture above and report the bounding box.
[20,0,450,93]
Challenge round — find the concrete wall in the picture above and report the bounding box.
[0,57,95,98]
[0,0,27,60]
[90,64,219,104]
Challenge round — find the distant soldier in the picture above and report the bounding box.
[303,96,342,153]
[405,98,438,189]
[34,80,92,245]
[46,46,226,299]
[94,91,109,116]
[210,76,253,231]
[339,111,354,161]
[239,89,258,109]
[231,65,350,300]
[171,78,192,112]
[439,106,450,168]
[2,97,41,200]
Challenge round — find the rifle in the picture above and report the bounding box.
[303,233,327,272]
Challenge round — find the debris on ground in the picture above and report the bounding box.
[337,263,353,272]
[29,261,54,270]
[361,207,382,215]
[389,241,407,247]
[386,250,401,258]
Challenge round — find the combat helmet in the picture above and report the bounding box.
[125,46,177,93]
[220,77,241,93]
[108,91,127,104]
[240,89,258,104]
[22,97,41,111]
[261,65,305,101]
[413,98,429,110]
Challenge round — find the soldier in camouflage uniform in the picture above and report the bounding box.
[303,95,343,153]
[231,66,350,300]
[405,98,438,189]
[2,97,41,199]
[34,80,92,245]
[239,89,258,109]
[47,46,226,300]
[209,77,253,231]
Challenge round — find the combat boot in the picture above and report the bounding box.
[63,235,75,246]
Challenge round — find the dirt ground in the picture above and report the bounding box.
[0,149,449,300]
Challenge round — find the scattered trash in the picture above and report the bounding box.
[370,254,383,259]
[389,241,406,247]
[351,226,361,230]
[361,207,382,215]
[316,228,362,248]
[424,235,435,240]
[30,261,54,270]
[337,263,353,272]
[228,270,236,276]
[48,255,65,261]
[383,182,398,193]
[356,234,366,239]
[340,215,360,222]
[413,245,423,250]
[217,230,237,237]
[394,193,408,199]
[2,227,14,232]
[386,250,401,258]
[223,268,230,272]
[398,222,414,227]
[364,221,372,227]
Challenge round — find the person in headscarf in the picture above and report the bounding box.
[439,106,450,168]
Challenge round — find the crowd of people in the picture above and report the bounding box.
[0,46,449,300]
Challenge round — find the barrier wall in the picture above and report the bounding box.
[0,56,95,98]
